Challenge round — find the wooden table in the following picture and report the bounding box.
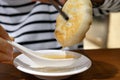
[0,49,120,80]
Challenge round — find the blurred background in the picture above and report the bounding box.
[84,12,120,49]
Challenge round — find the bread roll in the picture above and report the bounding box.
[55,0,93,47]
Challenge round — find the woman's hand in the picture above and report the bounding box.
[0,26,13,63]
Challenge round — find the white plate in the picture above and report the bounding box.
[13,51,92,80]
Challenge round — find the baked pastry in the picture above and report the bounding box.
[55,0,93,47]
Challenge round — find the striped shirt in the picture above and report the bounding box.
[0,0,83,50]
[93,0,120,16]
[0,0,119,50]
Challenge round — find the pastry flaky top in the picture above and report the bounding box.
[55,0,93,47]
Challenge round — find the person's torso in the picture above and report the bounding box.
[0,0,83,50]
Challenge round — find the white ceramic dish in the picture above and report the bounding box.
[13,50,92,80]
[8,41,74,68]
[29,50,81,68]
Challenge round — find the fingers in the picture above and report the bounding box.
[0,38,13,55]
[0,25,13,64]
[10,36,14,41]
[0,25,11,40]
[0,38,13,63]
[0,52,13,63]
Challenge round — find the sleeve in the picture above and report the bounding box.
[93,0,120,16]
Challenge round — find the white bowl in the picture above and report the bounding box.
[13,50,92,80]
[28,50,81,68]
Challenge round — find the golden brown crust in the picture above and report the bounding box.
[55,0,93,47]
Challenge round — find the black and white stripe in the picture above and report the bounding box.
[0,0,83,50]
[1,0,119,50]
[93,0,120,16]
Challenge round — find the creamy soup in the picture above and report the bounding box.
[41,54,75,59]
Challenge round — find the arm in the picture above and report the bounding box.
[93,0,120,16]
[60,0,120,15]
